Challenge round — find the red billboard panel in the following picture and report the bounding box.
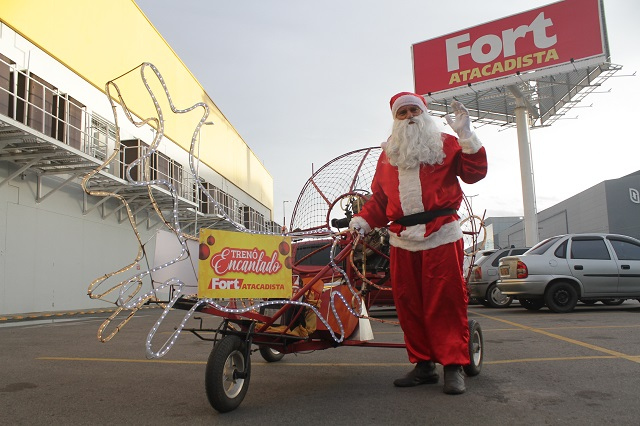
[413,0,608,96]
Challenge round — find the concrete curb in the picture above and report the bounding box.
[0,305,161,322]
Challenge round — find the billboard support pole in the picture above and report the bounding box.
[508,85,539,246]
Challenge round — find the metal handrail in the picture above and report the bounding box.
[0,56,270,231]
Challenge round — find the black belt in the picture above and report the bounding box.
[393,208,457,227]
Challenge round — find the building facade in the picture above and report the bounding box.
[0,1,278,315]
[492,171,640,248]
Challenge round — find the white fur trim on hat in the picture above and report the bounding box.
[391,94,428,118]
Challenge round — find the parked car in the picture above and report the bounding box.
[497,233,640,313]
[467,247,529,308]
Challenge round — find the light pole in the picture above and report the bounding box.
[282,200,291,233]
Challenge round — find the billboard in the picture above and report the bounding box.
[413,0,608,97]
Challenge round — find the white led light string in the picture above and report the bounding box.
[81,63,200,341]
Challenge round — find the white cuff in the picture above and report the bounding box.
[458,132,482,154]
[349,216,372,234]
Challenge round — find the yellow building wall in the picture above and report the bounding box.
[0,0,273,213]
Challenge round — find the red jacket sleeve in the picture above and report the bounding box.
[456,146,487,184]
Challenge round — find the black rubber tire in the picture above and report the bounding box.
[257,305,286,362]
[468,297,482,306]
[478,299,492,308]
[544,282,578,313]
[259,345,285,362]
[600,299,625,306]
[519,298,545,311]
[464,319,483,377]
[485,283,513,308]
[205,335,251,413]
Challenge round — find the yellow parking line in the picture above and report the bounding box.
[470,310,640,364]
[37,356,640,366]
[38,356,205,365]
[488,355,617,364]
[536,324,640,330]
[480,325,640,332]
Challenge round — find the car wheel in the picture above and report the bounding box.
[519,298,545,311]
[544,281,578,313]
[486,283,513,308]
[600,299,625,306]
[478,299,492,308]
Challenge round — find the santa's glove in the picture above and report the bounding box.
[445,100,473,139]
[351,226,365,238]
[349,217,371,237]
[445,100,482,154]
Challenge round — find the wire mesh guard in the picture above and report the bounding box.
[290,147,379,234]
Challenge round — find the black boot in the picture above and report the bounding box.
[443,365,466,395]
[393,361,439,387]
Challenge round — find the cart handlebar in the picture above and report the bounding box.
[331,217,351,229]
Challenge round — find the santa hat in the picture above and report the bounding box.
[390,92,428,118]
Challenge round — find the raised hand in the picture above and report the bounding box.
[445,100,473,140]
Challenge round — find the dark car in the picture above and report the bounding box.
[467,247,529,308]
[498,233,640,313]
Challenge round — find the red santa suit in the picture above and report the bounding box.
[350,131,487,366]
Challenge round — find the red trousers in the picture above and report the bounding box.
[390,239,469,366]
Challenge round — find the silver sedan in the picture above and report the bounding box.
[497,233,640,313]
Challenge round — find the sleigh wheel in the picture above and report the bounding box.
[259,345,285,362]
[205,335,251,413]
[464,319,483,377]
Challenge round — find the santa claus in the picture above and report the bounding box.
[349,92,487,394]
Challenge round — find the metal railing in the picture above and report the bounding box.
[111,143,197,204]
[0,55,269,231]
[0,57,107,159]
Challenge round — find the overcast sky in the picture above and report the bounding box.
[135,0,640,226]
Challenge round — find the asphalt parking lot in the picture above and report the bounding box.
[2,300,640,426]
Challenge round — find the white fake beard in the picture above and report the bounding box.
[385,113,445,169]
